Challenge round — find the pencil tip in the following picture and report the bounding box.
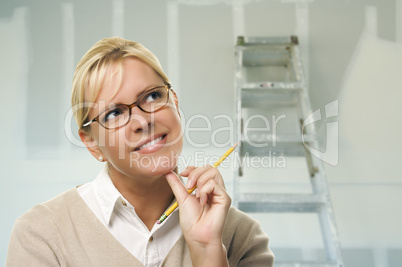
[233,140,241,148]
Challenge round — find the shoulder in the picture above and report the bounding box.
[6,188,81,266]
[17,188,79,223]
[224,206,261,237]
[223,206,275,267]
[12,188,82,238]
[226,206,257,224]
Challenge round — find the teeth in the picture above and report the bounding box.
[138,136,164,150]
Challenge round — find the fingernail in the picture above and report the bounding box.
[186,179,192,189]
[180,167,188,176]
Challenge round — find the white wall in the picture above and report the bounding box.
[1,0,401,266]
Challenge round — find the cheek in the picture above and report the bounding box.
[90,126,108,147]
[165,111,183,150]
[95,129,125,155]
[165,109,182,135]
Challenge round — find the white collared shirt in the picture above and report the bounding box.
[77,168,182,267]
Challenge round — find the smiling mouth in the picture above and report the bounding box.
[134,134,167,151]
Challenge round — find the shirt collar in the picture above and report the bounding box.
[92,167,181,229]
[93,167,126,225]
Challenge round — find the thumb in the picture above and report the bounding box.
[165,172,190,206]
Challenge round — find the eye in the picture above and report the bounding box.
[102,107,124,122]
[144,89,163,103]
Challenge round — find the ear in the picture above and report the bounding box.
[79,128,106,162]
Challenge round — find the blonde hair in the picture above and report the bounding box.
[71,37,171,130]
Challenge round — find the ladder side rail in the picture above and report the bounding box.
[300,117,344,265]
[233,45,244,208]
[290,43,307,86]
[317,201,344,266]
[292,41,344,266]
[287,44,298,84]
[312,159,344,266]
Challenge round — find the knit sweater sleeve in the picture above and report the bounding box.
[224,207,274,267]
[6,205,64,267]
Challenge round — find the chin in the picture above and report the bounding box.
[149,163,177,176]
[131,154,178,176]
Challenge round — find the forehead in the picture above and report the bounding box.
[89,57,163,111]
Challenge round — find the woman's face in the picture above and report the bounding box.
[85,57,183,181]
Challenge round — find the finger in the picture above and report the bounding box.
[165,172,190,206]
[180,166,196,177]
[180,166,197,189]
[196,167,225,190]
[186,165,211,189]
[198,179,230,207]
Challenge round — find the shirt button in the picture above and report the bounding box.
[121,200,127,206]
[149,236,153,242]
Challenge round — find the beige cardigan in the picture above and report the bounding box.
[6,188,274,266]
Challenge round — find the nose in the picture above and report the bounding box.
[128,107,153,133]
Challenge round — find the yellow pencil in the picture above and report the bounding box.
[157,141,240,224]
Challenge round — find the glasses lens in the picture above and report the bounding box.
[139,86,169,112]
[99,104,130,129]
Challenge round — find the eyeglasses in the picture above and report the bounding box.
[83,84,171,129]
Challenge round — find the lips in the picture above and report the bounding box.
[133,134,167,152]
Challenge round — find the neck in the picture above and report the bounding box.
[108,166,175,231]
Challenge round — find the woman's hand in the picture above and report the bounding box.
[165,165,231,267]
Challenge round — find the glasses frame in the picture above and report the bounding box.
[83,84,171,130]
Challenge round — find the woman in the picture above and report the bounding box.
[6,37,274,266]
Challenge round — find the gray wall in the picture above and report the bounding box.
[1,0,401,266]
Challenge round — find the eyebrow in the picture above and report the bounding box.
[107,84,164,107]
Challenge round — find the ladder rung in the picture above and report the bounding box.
[240,140,306,157]
[240,88,300,108]
[238,193,327,213]
[274,262,341,267]
[240,82,304,90]
[237,36,298,46]
[245,133,317,143]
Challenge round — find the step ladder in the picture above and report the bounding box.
[233,36,344,266]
